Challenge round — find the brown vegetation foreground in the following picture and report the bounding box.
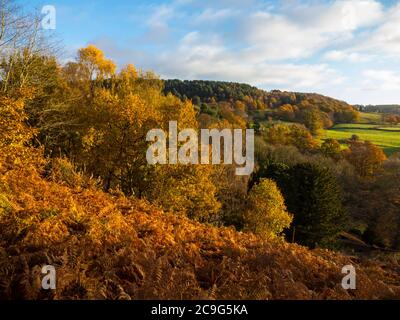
[1,156,400,300]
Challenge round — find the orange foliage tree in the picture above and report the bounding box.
[345,141,387,178]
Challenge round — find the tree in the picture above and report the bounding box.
[41,46,221,222]
[1,0,57,95]
[192,95,201,106]
[320,139,342,160]
[218,103,247,129]
[0,94,33,150]
[147,164,221,222]
[244,178,292,239]
[335,108,360,123]
[265,163,347,248]
[277,104,296,121]
[345,141,387,177]
[289,124,317,151]
[264,124,315,152]
[344,158,400,249]
[350,134,359,142]
[385,114,400,125]
[320,112,334,129]
[301,108,323,135]
[77,44,116,81]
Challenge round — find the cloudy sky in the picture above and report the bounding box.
[26,0,400,104]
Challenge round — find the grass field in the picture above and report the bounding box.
[322,113,400,155]
[260,112,400,155]
[357,112,383,124]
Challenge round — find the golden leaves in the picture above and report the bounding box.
[244,178,293,239]
[78,44,116,80]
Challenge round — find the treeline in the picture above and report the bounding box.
[164,79,267,108]
[358,104,400,115]
[163,80,360,134]
[266,91,360,127]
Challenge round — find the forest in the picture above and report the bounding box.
[1,0,400,300]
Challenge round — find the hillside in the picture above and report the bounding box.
[163,80,355,114]
[164,79,267,105]
[163,80,359,131]
[1,155,400,299]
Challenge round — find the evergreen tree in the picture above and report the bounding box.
[260,163,347,248]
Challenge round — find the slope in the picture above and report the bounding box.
[0,157,399,300]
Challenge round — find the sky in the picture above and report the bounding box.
[22,0,400,105]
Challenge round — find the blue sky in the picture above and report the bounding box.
[22,0,400,105]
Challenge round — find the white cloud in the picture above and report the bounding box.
[242,12,327,61]
[352,3,400,57]
[362,69,400,91]
[323,50,373,62]
[147,4,175,28]
[194,8,238,23]
[283,0,384,32]
[240,0,384,61]
[153,32,345,91]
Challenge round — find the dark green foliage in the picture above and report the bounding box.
[163,79,266,104]
[254,163,348,248]
[200,103,219,117]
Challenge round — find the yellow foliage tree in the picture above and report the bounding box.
[48,46,220,221]
[77,44,116,80]
[244,179,292,239]
[0,92,39,169]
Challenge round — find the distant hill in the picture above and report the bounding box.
[163,79,359,124]
[164,79,266,103]
[163,79,353,109]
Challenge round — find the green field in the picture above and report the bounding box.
[322,114,400,155]
[357,112,383,124]
[260,112,400,155]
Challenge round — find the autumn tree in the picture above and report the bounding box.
[41,46,221,222]
[277,104,296,121]
[289,124,317,151]
[0,90,42,176]
[244,178,292,239]
[320,112,334,129]
[335,108,360,123]
[77,44,116,81]
[320,139,342,160]
[301,108,323,135]
[385,114,400,125]
[143,94,221,221]
[345,141,387,178]
[0,94,32,150]
[218,102,247,129]
[264,124,316,152]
